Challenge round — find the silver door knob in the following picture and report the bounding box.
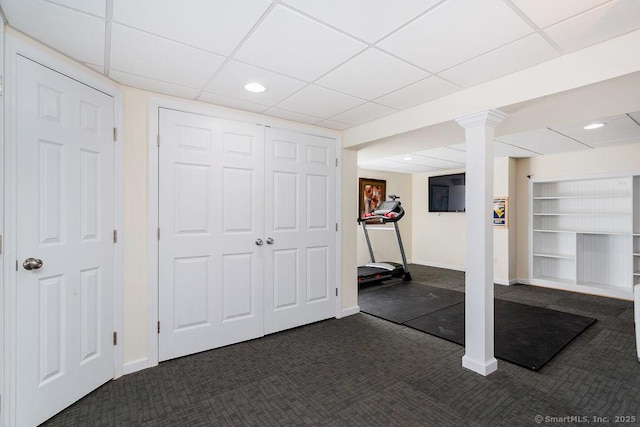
[255,239,264,246]
[266,237,274,245]
[23,258,43,270]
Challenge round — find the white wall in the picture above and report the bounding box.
[412,168,466,270]
[516,143,640,282]
[121,87,151,364]
[411,158,517,285]
[341,149,358,314]
[356,169,412,266]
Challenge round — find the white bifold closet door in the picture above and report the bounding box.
[158,109,336,361]
[264,128,337,334]
[158,109,265,361]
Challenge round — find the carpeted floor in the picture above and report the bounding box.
[43,264,640,426]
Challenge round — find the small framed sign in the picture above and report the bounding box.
[493,197,508,228]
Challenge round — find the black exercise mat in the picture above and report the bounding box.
[359,282,465,324]
[404,299,596,371]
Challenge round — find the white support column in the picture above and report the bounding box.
[455,109,507,376]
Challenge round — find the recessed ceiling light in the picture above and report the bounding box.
[583,122,605,130]
[244,82,266,93]
[403,156,413,161]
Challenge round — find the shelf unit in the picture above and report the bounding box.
[634,176,640,287]
[531,174,638,299]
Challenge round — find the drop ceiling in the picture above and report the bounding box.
[358,112,640,173]
[2,0,639,172]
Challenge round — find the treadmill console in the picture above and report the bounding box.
[373,200,400,216]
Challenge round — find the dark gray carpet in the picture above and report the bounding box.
[43,265,639,426]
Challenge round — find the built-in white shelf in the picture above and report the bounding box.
[531,174,638,301]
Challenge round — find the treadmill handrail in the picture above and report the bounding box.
[357,206,405,224]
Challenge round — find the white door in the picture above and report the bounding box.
[264,128,337,334]
[16,56,115,426]
[158,109,264,361]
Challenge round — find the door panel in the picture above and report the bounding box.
[264,128,336,334]
[16,56,115,426]
[158,109,264,361]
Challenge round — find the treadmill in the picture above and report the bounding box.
[357,195,412,284]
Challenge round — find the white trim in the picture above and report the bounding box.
[528,169,640,184]
[147,101,160,369]
[494,278,518,286]
[0,20,5,422]
[411,260,465,272]
[2,32,123,426]
[337,306,360,318]
[334,136,343,320]
[147,97,342,366]
[122,357,151,376]
[462,355,498,376]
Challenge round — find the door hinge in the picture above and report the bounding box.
[336,288,338,297]
[335,223,339,232]
[113,229,118,243]
[0,234,3,255]
[335,158,338,167]
[157,134,160,147]
[16,259,18,271]
[157,321,160,334]
[113,331,117,346]
[113,127,117,142]
[157,227,160,240]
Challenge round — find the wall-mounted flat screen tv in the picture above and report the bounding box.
[428,173,466,212]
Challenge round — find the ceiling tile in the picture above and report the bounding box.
[510,0,611,29]
[316,120,352,131]
[375,76,459,110]
[359,159,435,173]
[553,114,640,146]
[110,24,225,90]
[112,0,271,55]
[439,34,559,87]
[378,0,533,72]
[493,140,539,158]
[544,0,640,52]
[282,0,441,43]
[276,85,364,119]
[49,0,106,17]
[413,146,466,163]
[1,0,105,65]
[495,128,588,154]
[316,48,429,100]
[206,60,307,107]
[330,103,397,126]
[388,154,464,169]
[263,108,322,125]
[110,69,201,99]
[234,6,367,82]
[198,92,269,114]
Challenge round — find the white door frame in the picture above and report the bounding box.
[2,32,124,426]
[147,98,342,369]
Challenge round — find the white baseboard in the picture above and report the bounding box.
[122,357,152,375]
[411,259,465,272]
[411,261,519,285]
[494,278,519,286]
[462,355,498,376]
[337,305,360,318]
